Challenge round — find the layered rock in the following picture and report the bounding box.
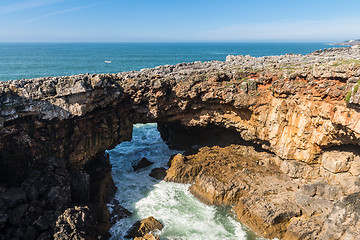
[1,46,360,238]
[125,216,163,239]
[164,145,360,239]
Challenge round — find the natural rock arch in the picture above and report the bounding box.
[1,47,360,239]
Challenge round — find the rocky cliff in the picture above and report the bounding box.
[1,45,360,239]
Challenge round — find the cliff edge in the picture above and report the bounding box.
[1,45,360,239]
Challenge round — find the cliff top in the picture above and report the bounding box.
[1,45,360,125]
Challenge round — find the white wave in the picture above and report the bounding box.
[108,123,264,240]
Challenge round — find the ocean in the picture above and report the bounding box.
[108,123,261,240]
[0,42,332,82]
[1,43,338,239]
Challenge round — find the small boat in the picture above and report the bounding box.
[105,60,111,63]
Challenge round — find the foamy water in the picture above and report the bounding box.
[108,123,263,240]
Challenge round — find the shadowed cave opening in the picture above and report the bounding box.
[107,122,263,240]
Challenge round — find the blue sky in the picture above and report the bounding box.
[0,0,359,42]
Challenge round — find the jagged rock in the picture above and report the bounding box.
[322,151,353,173]
[132,157,154,171]
[318,192,360,239]
[125,216,163,239]
[110,202,132,224]
[1,47,360,239]
[149,167,167,180]
[164,154,202,183]
[165,144,356,239]
[134,233,159,240]
[53,206,98,240]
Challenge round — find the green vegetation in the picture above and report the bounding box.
[332,59,360,67]
[354,84,359,94]
[237,77,249,82]
[199,73,208,80]
[345,91,352,103]
[346,80,360,103]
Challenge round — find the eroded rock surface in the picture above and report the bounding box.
[125,216,163,239]
[165,145,360,239]
[1,46,360,238]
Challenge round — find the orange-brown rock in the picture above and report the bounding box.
[134,233,160,240]
[1,46,360,239]
[125,216,163,239]
[165,144,360,239]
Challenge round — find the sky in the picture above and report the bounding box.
[0,0,360,42]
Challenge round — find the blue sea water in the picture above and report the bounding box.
[0,42,333,82]
[1,43,335,239]
[108,123,263,240]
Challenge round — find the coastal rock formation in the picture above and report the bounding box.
[132,157,154,171]
[125,216,163,239]
[164,145,360,239]
[1,46,360,239]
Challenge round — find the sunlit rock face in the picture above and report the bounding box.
[1,46,360,239]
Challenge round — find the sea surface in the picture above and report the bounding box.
[107,123,261,240]
[1,43,339,239]
[0,42,335,82]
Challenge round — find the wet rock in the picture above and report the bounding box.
[132,157,154,171]
[110,202,132,224]
[149,167,167,180]
[125,216,163,238]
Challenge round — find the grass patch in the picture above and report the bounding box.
[345,91,352,103]
[354,84,359,94]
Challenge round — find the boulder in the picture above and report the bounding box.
[321,151,352,173]
[110,203,132,224]
[125,216,163,238]
[53,206,98,240]
[149,168,167,180]
[132,158,154,171]
[134,233,159,240]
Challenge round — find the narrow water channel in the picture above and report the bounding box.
[108,123,263,240]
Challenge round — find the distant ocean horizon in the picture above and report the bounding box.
[0,42,345,82]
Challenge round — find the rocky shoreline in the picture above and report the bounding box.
[1,45,360,239]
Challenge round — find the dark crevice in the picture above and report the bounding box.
[320,144,360,155]
[157,121,272,155]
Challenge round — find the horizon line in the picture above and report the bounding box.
[0,41,334,44]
